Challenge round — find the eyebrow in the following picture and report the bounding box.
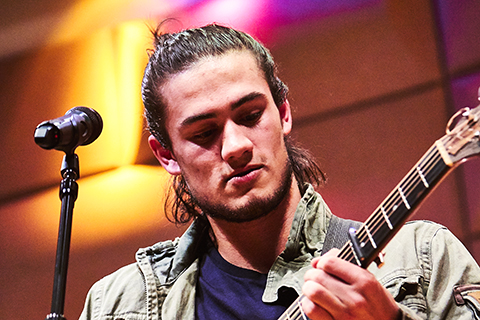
[180,91,266,127]
[231,91,265,110]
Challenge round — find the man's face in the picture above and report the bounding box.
[153,50,293,222]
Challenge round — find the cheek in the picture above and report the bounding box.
[259,120,286,149]
[176,146,220,176]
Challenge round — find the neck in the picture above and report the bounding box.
[207,178,302,274]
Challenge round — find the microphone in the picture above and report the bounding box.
[34,106,103,154]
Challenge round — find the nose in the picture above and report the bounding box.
[221,121,253,167]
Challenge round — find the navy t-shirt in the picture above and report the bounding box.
[195,244,297,320]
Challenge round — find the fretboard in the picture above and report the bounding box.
[278,143,451,320]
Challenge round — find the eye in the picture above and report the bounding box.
[241,110,262,126]
[191,127,217,144]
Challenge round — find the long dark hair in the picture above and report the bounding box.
[141,23,325,224]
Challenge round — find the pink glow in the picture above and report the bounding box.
[178,0,268,37]
[174,0,382,44]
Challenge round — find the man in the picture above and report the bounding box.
[80,24,480,320]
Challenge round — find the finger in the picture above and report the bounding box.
[302,276,346,318]
[299,295,333,320]
[304,267,354,304]
[311,248,341,268]
[304,267,347,288]
[313,253,369,285]
[306,259,381,308]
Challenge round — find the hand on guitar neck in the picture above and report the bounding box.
[296,102,480,320]
[302,249,401,320]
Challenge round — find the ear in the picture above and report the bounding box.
[148,135,181,175]
[279,99,292,135]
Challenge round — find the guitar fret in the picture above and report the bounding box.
[416,166,430,188]
[348,241,362,266]
[283,299,307,320]
[380,205,393,229]
[365,225,377,249]
[398,187,411,209]
[298,301,308,320]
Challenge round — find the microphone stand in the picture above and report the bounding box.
[45,152,79,320]
[34,106,103,320]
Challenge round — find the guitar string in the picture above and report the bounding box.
[351,154,441,264]
[365,150,442,242]
[333,145,442,265]
[364,145,438,232]
[279,145,446,319]
[338,147,443,266]
[355,145,442,248]
[279,298,302,320]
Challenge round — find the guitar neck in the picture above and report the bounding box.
[341,142,451,267]
[279,142,452,320]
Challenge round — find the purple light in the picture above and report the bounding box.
[174,0,382,42]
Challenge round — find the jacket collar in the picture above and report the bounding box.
[136,184,332,288]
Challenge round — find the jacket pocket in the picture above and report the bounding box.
[453,284,480,319]
[384,274,427,317]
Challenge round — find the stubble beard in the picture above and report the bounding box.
[188,158,293,223]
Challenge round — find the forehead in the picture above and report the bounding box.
[159,50,270,124]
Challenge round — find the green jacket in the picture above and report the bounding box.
[79,185,480,320]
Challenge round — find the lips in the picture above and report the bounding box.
[226,165,263,182]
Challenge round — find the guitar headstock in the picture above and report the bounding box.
[439,101,480,165]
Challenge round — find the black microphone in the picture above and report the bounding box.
[34,106,103,154]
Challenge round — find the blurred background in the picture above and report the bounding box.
[1,0,480,319]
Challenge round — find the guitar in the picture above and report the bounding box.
[279,102,480,320]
